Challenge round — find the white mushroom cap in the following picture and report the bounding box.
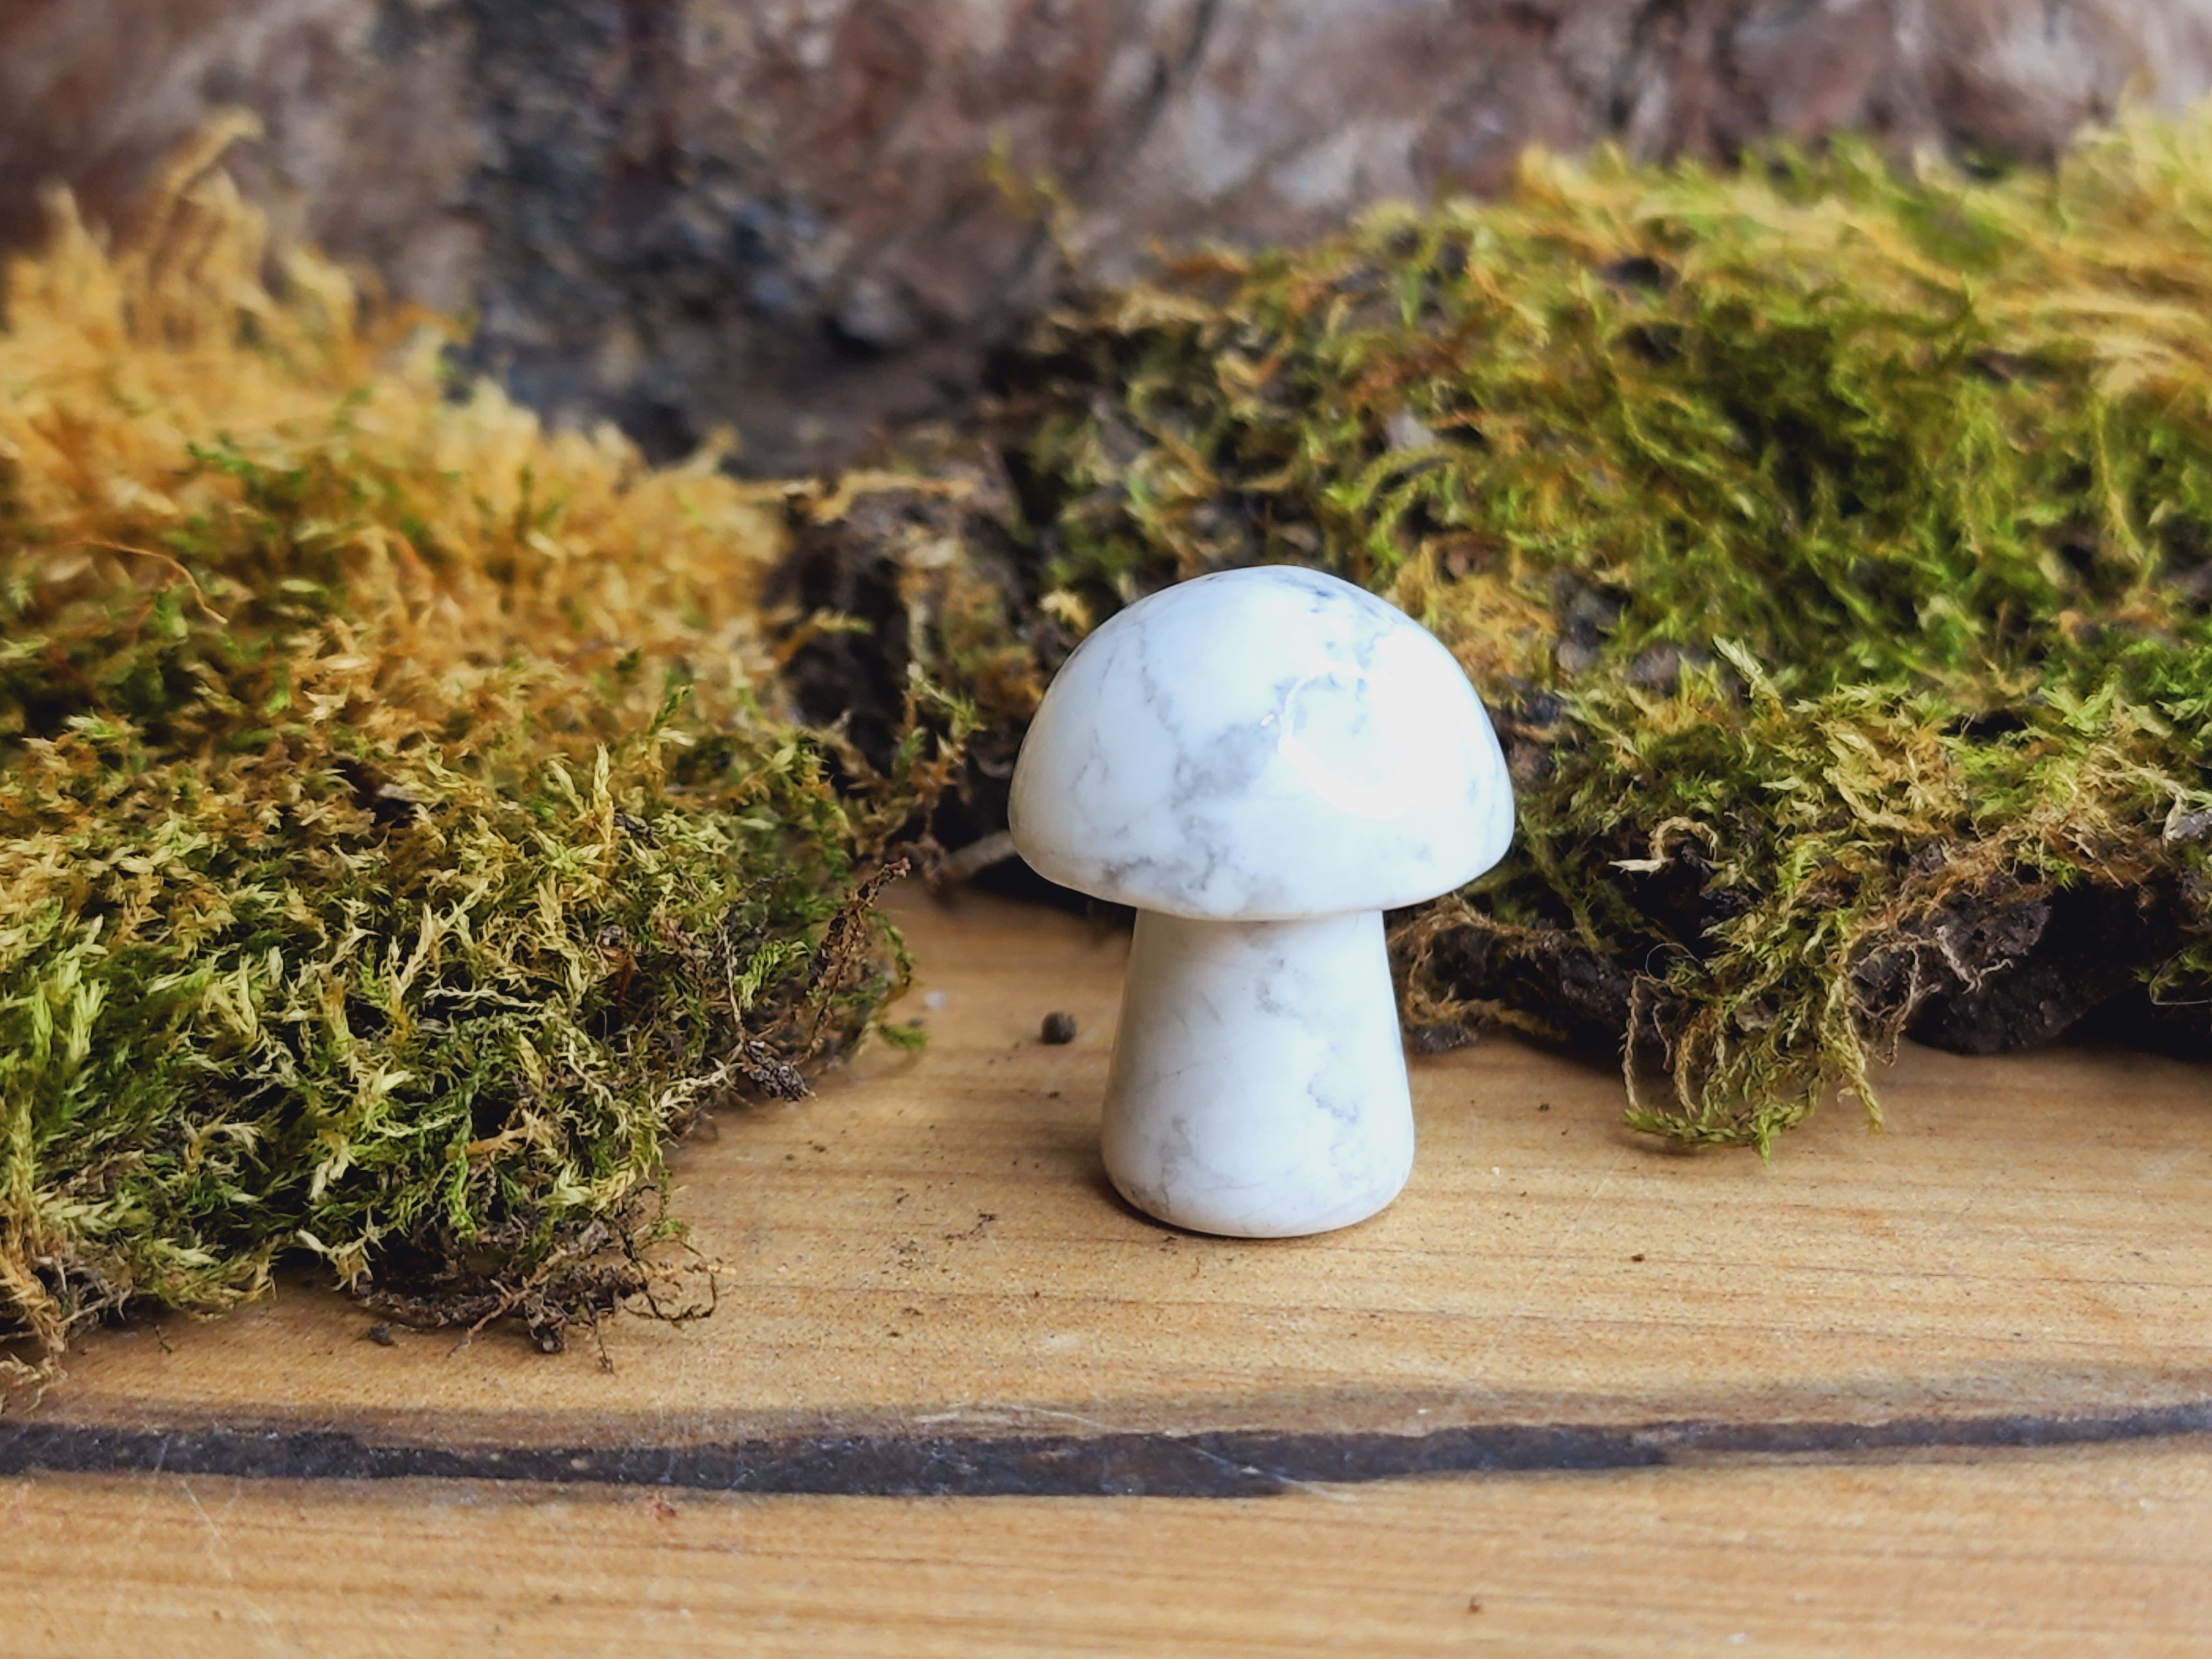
[1008,566,1514,920]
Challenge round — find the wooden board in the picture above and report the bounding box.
[7,886,2212,1650]
[8,1448,2212,1657]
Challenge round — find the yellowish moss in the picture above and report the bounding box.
[0,122,947,1389]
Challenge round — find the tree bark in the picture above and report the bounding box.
[8,0,2208,472]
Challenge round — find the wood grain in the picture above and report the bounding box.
[8,1447,2212,1656]
[9,887,2212,1651]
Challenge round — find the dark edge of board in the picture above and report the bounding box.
[5,1401,2210,1497]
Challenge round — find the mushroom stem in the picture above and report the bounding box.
[1102,909,1415,1237]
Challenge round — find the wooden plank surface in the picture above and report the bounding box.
[8,1447,2212,1657]
[7,886,2212,1650]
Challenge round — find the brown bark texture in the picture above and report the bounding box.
[6,0,2210,471]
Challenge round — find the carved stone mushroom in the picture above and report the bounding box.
[1008,566,1515,1237]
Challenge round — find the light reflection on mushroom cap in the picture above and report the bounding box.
[1008,566,1515,920]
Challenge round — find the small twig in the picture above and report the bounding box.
[942,831,1018,883]
[801,856,912,1055]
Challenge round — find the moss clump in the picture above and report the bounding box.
[833,109,2212,1149]
[0,123,947,1387]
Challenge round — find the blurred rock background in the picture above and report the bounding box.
[7,0,2210,475]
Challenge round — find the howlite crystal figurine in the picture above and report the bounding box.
[1009,567,1515,1237]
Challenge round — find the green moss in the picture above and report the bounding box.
[956,111,2212,1149]
[0,127,950,1385]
